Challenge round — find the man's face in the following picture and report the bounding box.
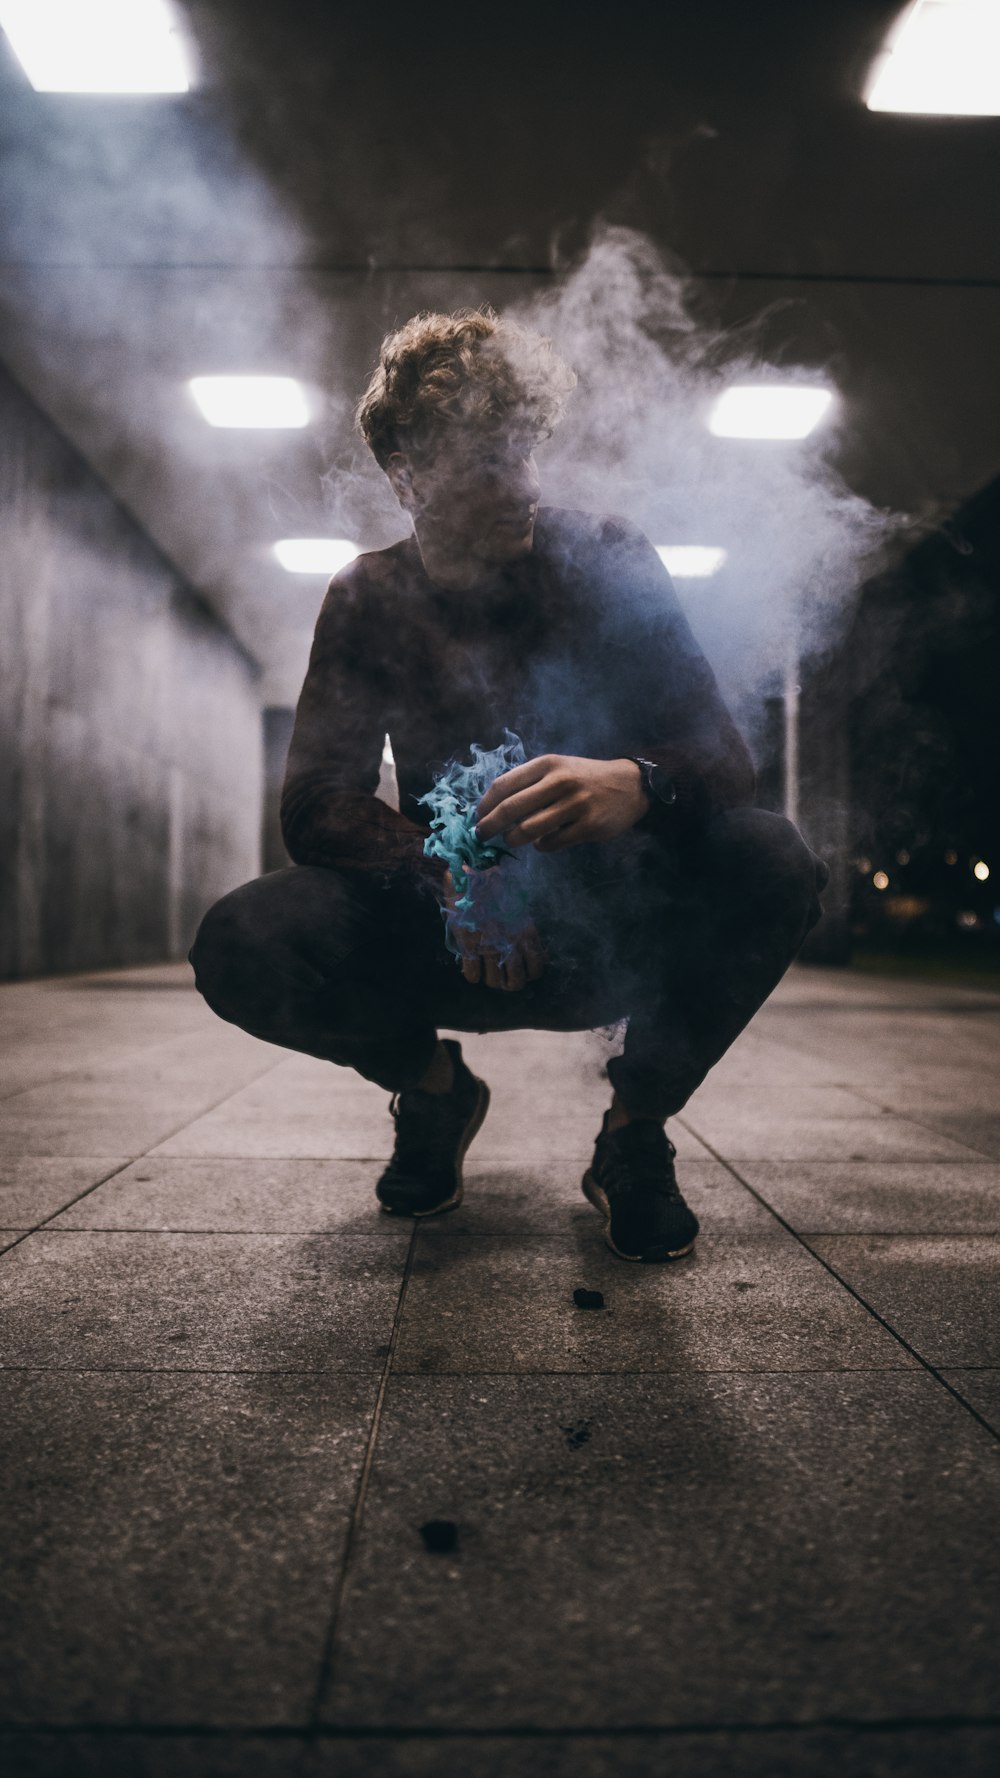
[395,430,542,570]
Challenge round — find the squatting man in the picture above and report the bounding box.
[191,311,828,1261]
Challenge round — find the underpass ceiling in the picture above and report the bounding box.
[0,0,997,702]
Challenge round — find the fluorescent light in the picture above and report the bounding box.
[0,0,191,93]
[867,0,1000,116]
[656,546,727,579]
[274,539,360,575]
[709,385,833,440]
[189,377,309,430]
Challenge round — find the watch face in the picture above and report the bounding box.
[649,764,677,806]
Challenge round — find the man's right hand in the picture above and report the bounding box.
[442,868,547,992]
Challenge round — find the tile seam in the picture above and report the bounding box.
[676,1122,1000,1446]
[307,1224,419,1724]
[0,1057,287,1262]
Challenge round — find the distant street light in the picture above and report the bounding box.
[655,546,727,578]
[189,377,310,429]
[0,0,192,93]
[708,385,833,440]
[274,539,359,574]
[866,0,1000,115]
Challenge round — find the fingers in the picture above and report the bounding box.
[483,954,505,991]
[502,948,527,992]
[474,754,555,825]
[477,783,570,845]
[504,796,585,848]
[534,818,589,853]
[461,954,482,984]
[473,929,547,993]
[475,757,571,840]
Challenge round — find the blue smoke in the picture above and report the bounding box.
[418,729,536,963]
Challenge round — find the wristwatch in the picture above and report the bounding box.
[627,756,678,825]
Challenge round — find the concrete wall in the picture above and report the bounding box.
[261,707,294,874]
[0,365,262,979]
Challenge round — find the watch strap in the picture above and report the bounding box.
[628,757,676,804]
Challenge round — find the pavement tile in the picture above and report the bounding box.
[323,1372,1000,1729]
[151,1087,401,1160]
[809,1236,1000,1366]
[0,1230,409,1371]
[941,1369,1000,1433]
[0,1370,376,1726]
[0,1114,210,1158]
[395,1230,912,1374]
[680,1114,984,1162]
[48,1158,394,1233]
[301,1728,1000,1778]
[747,1017,996,1081]
[0,1158,130,1227]
[688,1037,842,1088]
[858,1059,1000,1091]
[0,1741,311,1778]
[684,1085,885,1120]
[735,1161,1000,1234]
[11,1731,1000,1778]
[902,1113,1000,1159]
[3,1063,276,1114]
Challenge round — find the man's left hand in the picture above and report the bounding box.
[474,754,650,854]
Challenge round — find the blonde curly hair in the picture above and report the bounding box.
[356,307,576,469]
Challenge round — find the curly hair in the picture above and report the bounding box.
[356,307,576,469]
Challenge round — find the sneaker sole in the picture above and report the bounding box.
[379,1077,491,1219]
[581,1168,696,1262]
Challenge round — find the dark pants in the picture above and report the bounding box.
[189,809,827,1122]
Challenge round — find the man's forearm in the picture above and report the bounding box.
[280,771,447,884]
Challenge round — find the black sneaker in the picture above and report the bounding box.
[376,1040,490,1218]
[582,1112,699,1261]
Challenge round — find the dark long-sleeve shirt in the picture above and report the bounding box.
[280,506,754,894]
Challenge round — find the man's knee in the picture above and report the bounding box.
[706,807,828,924]
[188,864,395,1027]
[188,880,275,1021]
[189,869,324,1016]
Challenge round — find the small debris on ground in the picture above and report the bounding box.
[573,1288,605,1310]
[562,1420,592,1450]
[419,1519,458,1554]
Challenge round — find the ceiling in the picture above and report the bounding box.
[1,0,998,702]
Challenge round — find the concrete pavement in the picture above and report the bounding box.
[1,960,998,1777]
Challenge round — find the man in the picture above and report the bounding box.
[190,308,827,1262]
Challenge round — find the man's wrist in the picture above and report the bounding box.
[620,758,651,814]
[626,757,678,827]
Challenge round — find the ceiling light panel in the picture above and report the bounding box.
[0,0,192,94]
[867,0,1000,116]
[656,547,728,578]
[274,540,360,575]
[709,386,833,440]
[189,377,310,430]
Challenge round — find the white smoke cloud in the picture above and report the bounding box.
[509,225,903,727]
